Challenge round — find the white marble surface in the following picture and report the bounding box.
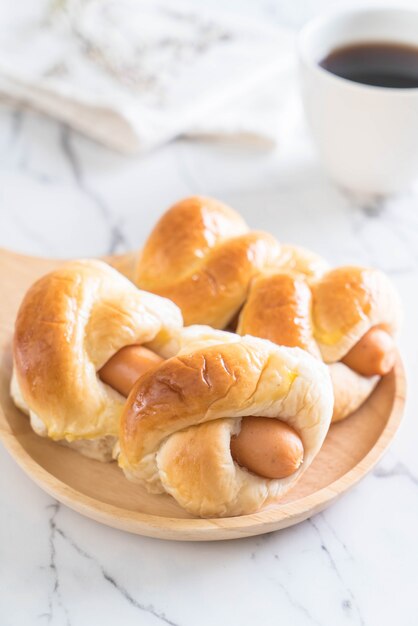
[1,1,418,625]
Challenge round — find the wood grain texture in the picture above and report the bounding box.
[0,248,406,541]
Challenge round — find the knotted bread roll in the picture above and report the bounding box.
[11,259,182,461]
[237,265,401,421]
[118,329,333,517]
[135,197,401,422]
[133,196,337,329]
[134,196,282,328]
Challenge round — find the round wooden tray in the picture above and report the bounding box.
[0,249,406,541]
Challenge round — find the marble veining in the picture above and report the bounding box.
[1,1,418,626]
[42,503,180,626]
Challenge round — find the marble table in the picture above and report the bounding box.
[1,2,417,625]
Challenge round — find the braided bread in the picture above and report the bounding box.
[117,329,333,517]
[133,197,336,331]
[135,197,401,422]
[11,259,182,461]
[134,196,281,328]
[237,265,401,421]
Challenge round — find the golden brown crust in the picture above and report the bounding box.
[121,342,265,465]
[238,265,401,421]
[12,259,182,442]
[135,194,401,424]
[136,196,248,287]
[134,199,333,336]
[134,196,281,328]
[237,273,320,357]
[312,266,375,345]
[118,333,333,517]
[311,266,401,362]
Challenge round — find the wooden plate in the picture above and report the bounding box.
[0,249,406,541]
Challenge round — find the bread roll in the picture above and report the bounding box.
[238,265,401,421]
[118,330,333,517]
[134,196,281,328]
[11,259,182,460]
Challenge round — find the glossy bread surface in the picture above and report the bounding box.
[0,249,405,539]
[135,196,281,328]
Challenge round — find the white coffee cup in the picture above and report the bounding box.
[298,8,418,196]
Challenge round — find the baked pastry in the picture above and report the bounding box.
[133,196,336,327]
[116,329,333,517]
[134,197,401,421]
[134,196,281,328]
[97,323,332,515]
[237,265,401,421]
[11,259,182,461]
[96,324,332,517]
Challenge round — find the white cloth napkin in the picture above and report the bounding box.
[0,0,295,154]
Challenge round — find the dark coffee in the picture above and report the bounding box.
[320,41,418,88]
